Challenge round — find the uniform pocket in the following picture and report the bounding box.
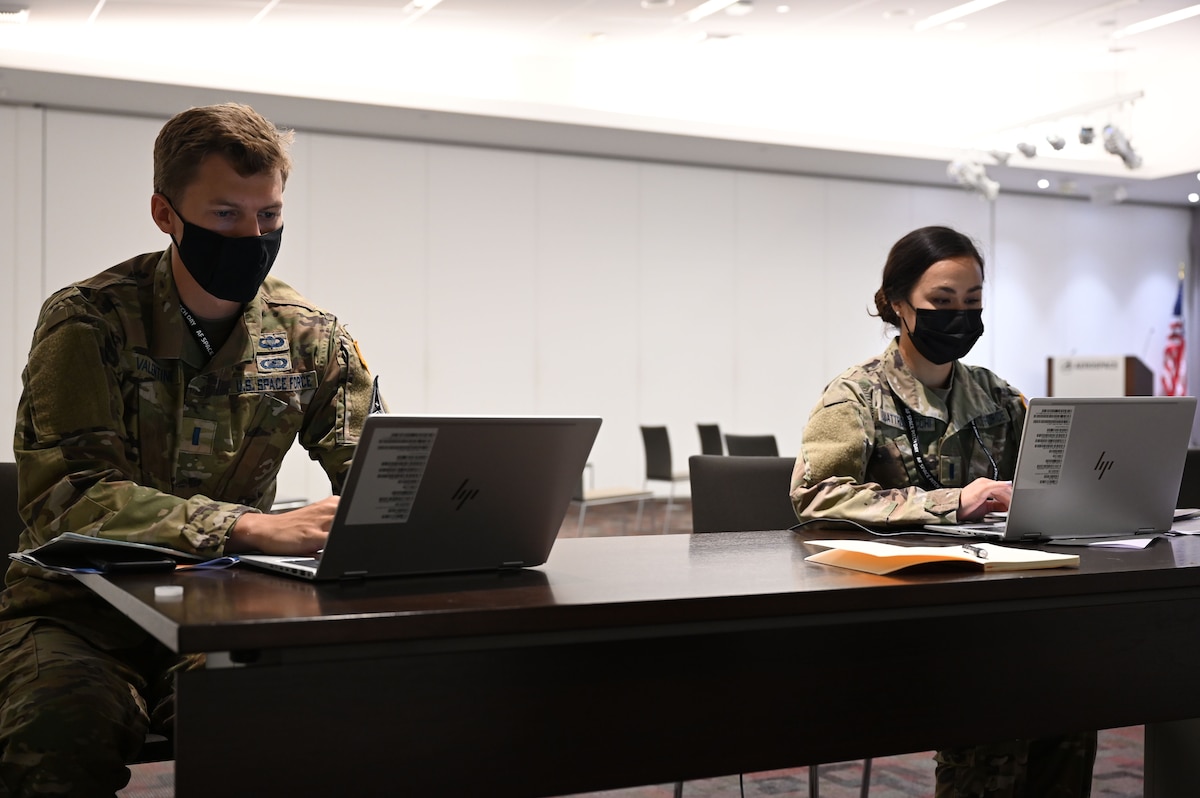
[210,391,303,505]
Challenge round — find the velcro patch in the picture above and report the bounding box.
[232,371,317,394]
[181,418,217,455]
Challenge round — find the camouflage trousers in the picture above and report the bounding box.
[934,732,1098,798]
[0,619,204,798]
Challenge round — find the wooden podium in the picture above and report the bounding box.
[1047,355,1153,397]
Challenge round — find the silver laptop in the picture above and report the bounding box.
[239,414,601,580]
[928,396,1196,542]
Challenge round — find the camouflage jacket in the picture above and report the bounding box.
[3,249,378,643]
[791,339,1026,526]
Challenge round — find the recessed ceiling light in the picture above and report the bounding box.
[1037,179,1050,190]
[1190,193,1200,204]
[883,9,916,19]
[776,4,791,12]
[641,0,675,8]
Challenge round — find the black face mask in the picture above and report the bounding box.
[169,204,282,304]
[905,308,984,365]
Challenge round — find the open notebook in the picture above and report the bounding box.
[928,396,1196,542]
[239,414,601,580]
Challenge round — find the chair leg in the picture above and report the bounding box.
[860,757,872,798]
[576,504,587,537]
[809,763,820,798]
[673,781,683,798]
[662,482,675,534]
[635,499,645,533]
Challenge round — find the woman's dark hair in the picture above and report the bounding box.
[873,226,985,326]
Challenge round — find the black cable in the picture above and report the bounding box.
[789,516,993,540]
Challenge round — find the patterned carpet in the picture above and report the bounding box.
[116,500,1147,797]
[117,726,1145,797]
[570,725,1144,797]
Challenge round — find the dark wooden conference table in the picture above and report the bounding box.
[76,528,1200,798]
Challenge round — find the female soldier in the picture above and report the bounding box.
[790,225,1095,797]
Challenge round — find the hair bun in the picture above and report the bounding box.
[874,288,898,326]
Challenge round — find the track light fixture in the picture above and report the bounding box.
[1016,142,1037,158]
[1078,126,1095,145]
[948,160,999,201]
[1046,134,1066,151]
[1102,125,1142,169]
[0,5,29,23]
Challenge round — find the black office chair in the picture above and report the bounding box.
[685,455,872,798]
[723,433,779,457]
[697,423,724,456]
[640,426,689,533]
[0,462,175,764]
[0,462,23,556]
[1178,448,1200,508]
[688,455,797,533]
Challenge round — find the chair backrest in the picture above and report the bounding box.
[688,455,798,533]
[640,426,674,481]
[1,462,23,555]
[1179,448,1200,508]
[697,424,724,456]
[723,433,779,457]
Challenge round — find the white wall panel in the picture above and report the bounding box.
[303,134,428,414]
[1,107,20,461]
[3,108,45,462]
[638,162,737,483]
[426,145,538,413]
[732,171,825,462]
[43,111,164,290]
[820,182,912,386]
[267,132,312,296]
[265,131,320,502]
[534,153,642,488]
[1,106,17,461]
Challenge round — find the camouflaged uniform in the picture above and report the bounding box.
[791,338,1025,526]
[791,339,1095,798]
[0,249,378,796]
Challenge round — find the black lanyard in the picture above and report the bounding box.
[179,304,216,359]
[891,389,999,489]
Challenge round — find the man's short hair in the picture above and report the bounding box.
[153,103,294,201]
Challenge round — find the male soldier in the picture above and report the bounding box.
[0,103,379,796]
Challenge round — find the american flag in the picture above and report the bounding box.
[1161,275,1187,396]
